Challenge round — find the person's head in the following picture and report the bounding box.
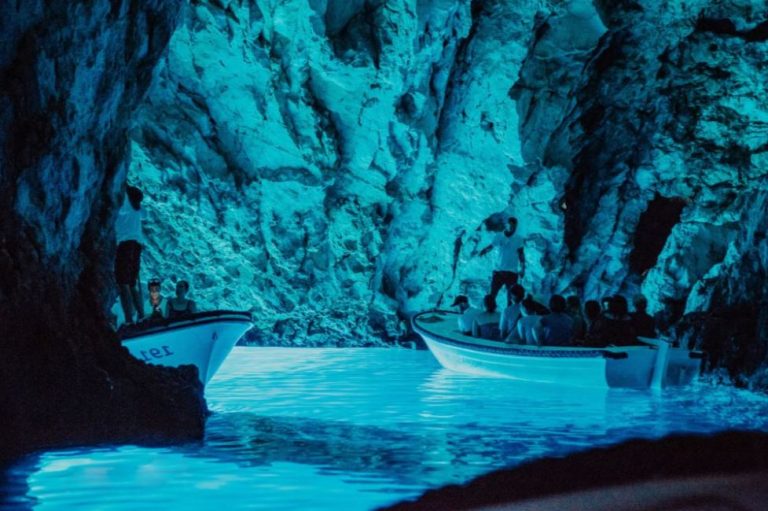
[148,278,162,297]
[566,295,581,314]
[126,185,143,211]
[633,294,648,313]
[483,294,497,314]
[451,295,469,312]
[584,300,601,321]
[609,294,629,317]
[521,296,537,316]
[510,284,525,304]
[176,280,190,299]
[505,217,518,236]
[549,294,567,314]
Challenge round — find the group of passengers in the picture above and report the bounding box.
[450,214,657,347]
[453,289,655,347]
[115,185,197,327]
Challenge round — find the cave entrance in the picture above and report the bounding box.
[629,195,687,275]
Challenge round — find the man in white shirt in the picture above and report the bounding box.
[451,295,481,335]
[517,297,542,345]
[115,185,147,325]
[479,217,525,306]
[538,295,575,346]
[499,284,525,340]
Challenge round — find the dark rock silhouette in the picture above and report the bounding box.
[0,0,205,462]
[382,431,768,510]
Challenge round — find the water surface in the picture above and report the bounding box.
[4,347,768,510]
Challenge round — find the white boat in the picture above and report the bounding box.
[412,310,702,389]
[120,310,253,384]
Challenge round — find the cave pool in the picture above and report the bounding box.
[4,347,768,510]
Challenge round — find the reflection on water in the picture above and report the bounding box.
[4,347,768,510]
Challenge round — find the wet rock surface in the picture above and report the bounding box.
[381,431,768,511]
[129,0,556,346]
[2,0,768,462]
[0,0,205,462]
[127,0,767,388]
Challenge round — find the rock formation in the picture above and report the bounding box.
[0,0,205,461]
[127,1,767,387]
[2,0,768,460]
[382,431,768,510]
[128,0,564,346]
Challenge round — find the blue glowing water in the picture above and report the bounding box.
[4,347,768,510]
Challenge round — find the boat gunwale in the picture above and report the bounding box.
[119,309,253,341]
[413,310,640,360]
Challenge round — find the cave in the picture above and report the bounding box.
[2,0,768,508]
[629,195,687,275]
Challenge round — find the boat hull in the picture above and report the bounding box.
[414,311,700,389]
[120,311,253,384]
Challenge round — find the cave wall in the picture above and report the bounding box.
[518,0,768,386]
[0,0,206,461]
[128,1,767,383]
[128,0,556,345]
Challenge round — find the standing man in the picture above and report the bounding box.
[479,216,525,306]
[115,185,146,325]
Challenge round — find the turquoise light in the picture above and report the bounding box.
[8,348,768,510]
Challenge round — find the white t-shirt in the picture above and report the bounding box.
[115,199,146,244]
[493,233,523,272]
[458,308,481,334]
[517,315,541,345]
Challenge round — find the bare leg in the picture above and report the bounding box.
[130,283,144,320]
[118,285,135,324]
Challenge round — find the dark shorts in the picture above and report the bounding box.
[115,240,142,286]
[491,271,518,291]
[490,271,519,305]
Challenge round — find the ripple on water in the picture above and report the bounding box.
[4,347,768,510]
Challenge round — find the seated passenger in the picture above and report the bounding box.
[566,295,586,341]
[516,297,542,345]
[145,278,166,321]
[166,279,197,319]
[499,284,525,340]
[472,295,501,339]
[583,299,602,346]
[452,295,481,335]
[538,295,575,346]
[631,294,655,338]
[590,295,637,346]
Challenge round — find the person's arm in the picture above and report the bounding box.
[517,319,527,343]
[518,246,525,277]
[531,317,543,345]
[472,318,480,337]
[499,310,508,337]
[164,300,171,318]
[188,300,197,314]
[479,244,493,257]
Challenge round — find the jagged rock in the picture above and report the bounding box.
[125,1,768,388]
[519,0,768,386]
[381,431,768,510]
[4,0,768,467]
[0,0,205,462]
[128,0,555,345]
